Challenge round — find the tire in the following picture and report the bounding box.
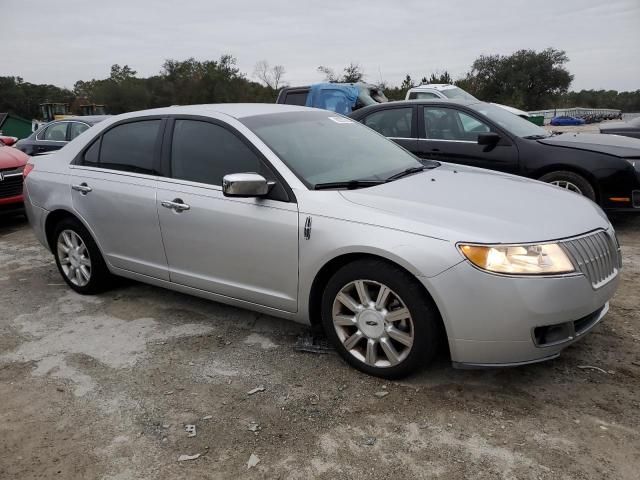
[321,259,441,379]
[52,217,112,294]
[539,171,596,201]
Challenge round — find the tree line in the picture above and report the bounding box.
[1,49,639,120]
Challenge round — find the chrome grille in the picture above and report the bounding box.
[0,169,23,199]
[561,230,621,288]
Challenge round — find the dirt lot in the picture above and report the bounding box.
[1,214,639,480]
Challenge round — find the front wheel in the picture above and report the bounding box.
[321,259,441,378]
[539,171,596,201]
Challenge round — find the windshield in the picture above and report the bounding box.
[469,103,549,138]
[440,87,477,101]
[241,111,430,188]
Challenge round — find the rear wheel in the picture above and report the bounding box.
[321,259,440,378]
[539,171,596,201]
[53,218,112,294]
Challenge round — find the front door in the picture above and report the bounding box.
[157,118,299,312]
[70,118,169,280]
[417,106,519,173]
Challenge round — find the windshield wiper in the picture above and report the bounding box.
[313,179,385,190]
[522,134,550,140]
[385,166,427,182]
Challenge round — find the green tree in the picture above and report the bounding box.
[462,48,573,110]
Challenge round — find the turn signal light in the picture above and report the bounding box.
[23,163,34,179]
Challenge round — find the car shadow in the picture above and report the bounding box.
[0,214,28,236]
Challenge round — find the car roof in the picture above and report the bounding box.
[51,115,111,125]
[408,84,458,91]
[357,99,481,110]
[104,103,315,121]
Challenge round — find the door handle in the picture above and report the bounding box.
[161,198,190,212]
[71,183,92,194]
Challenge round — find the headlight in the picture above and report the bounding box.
[627,159,640,171]
[458,243,575,275]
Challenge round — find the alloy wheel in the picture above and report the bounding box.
[332,280,414,368]
[550,180,583,195]
[57,229,92,287]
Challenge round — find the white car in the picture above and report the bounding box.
[406,84,530,119]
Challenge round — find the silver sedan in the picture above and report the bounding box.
[23,104,621,377]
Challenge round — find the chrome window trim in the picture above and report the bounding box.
[158,176,223,191]
[417,138,477,144]
[69,165,159,181]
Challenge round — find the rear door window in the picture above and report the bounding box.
[362,108,413,138]
[98,120,161,174]
[283,91,308,106]
[409,91,440,100]
[43,122,68,141]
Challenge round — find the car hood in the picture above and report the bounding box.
[538,132,640,157]
[0,146,29,169]
[338,164,609,244]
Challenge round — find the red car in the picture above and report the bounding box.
[0,136,29,215]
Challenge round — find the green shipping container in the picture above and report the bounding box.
[527,115,545,126]
[0,113,33,139]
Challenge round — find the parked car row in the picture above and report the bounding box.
[550,112,623,126]
[0,135,29,215]
[348,99,640,212]
[22,104,622,378]
[600,116,640,139]
[15,115,109,156]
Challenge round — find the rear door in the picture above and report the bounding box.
[70,118,169,280]
[358,106,418,153]
[156,117,299,312]
[417,105,519,173]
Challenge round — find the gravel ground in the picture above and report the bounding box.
[1,213,639,480]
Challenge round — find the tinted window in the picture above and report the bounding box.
[171,120,267,186]
[99,120,160,174]
[282,91,308,106]
[69,122,89,140]
[409,91,440,100]
[423,107,489,141]
[43,122,67,141]
[363,108,413,138]
[83,138,100,166]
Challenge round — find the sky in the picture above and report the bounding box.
[1,0,639,92]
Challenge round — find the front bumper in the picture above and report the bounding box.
[0,194,24,215]
[423,260,619,367]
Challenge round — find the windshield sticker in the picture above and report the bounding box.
[328,116,353,124]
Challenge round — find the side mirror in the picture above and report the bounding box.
[477,132,501,146]
[222,173,273,198]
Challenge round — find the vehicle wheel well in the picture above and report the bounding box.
[533,165,600,202]
[308,253,449,353]
[45,209,81,250]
